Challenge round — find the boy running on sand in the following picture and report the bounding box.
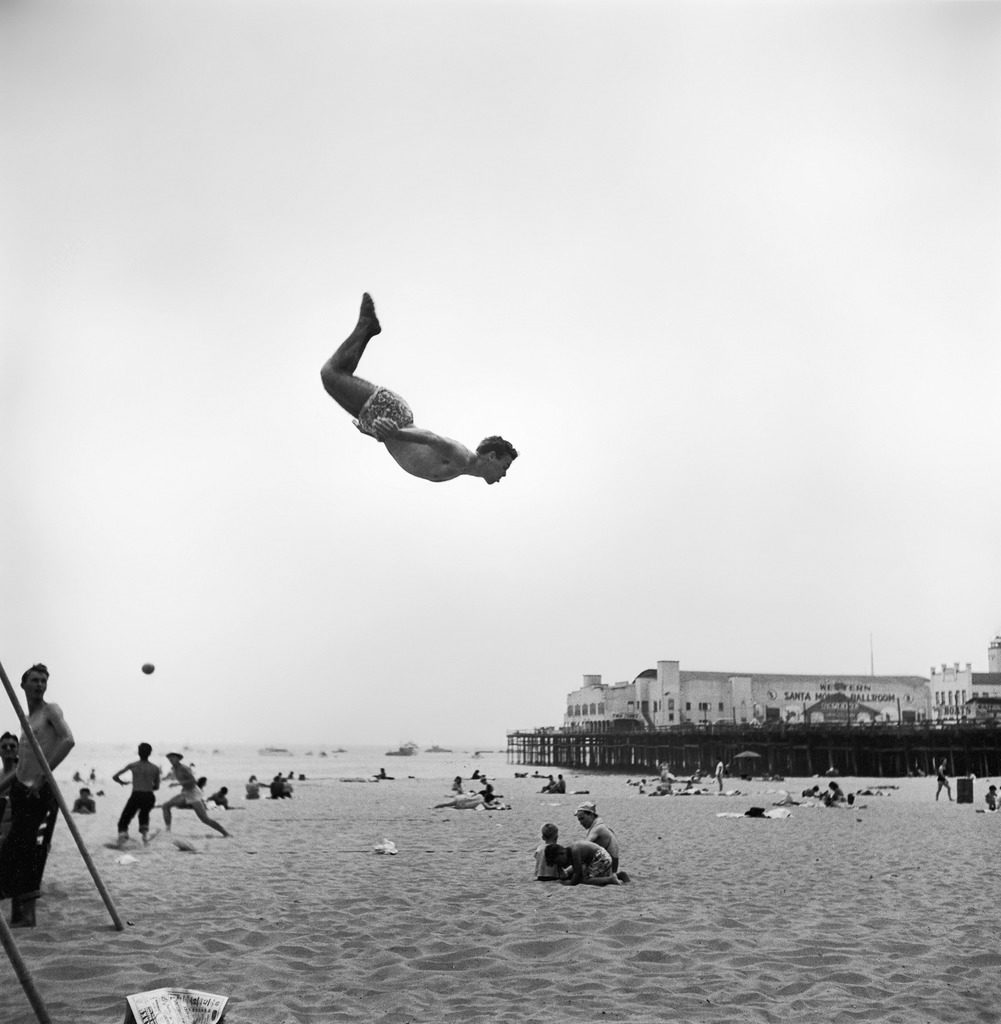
[161,753,230,838]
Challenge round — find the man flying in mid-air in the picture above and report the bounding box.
[320,293,518,484]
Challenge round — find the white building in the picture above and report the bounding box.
[564,659,931,730]
[930,636,1001,723]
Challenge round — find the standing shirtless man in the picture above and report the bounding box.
[0,663,75,927]
[575,801,628,881]
[320,293,518,483]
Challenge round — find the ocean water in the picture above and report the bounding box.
[60,740,534,792]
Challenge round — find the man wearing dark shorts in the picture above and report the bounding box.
[112,742,162,845]
[0,664,75,927]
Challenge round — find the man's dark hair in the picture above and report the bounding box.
[138,743,153,759]
[0,731,17,745]
[544,842,565,866]
[21,663,49,684]
[476,436,518,460]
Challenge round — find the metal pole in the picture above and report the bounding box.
[0,913,54,1024]
[0,657,124,931]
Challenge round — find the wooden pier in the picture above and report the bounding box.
[507,723,1001,778]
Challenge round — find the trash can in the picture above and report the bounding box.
[956,777,973,804]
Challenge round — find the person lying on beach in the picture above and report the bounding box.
[208,787,230,809]
[320,293,518,484]
[161,753,230,837]
[434,794,488,810]
[544,841,627,886]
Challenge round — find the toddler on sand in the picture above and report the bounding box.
[534,823,561,881]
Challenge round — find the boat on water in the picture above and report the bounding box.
[385,742,419,756]
[426,745,453,753]
[258,747,293,757]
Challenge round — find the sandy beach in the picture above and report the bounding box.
[3,767,1000,1024]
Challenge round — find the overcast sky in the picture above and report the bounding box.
[2,1,999,748]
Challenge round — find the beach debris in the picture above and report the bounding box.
[124,986,228,1024]
[172,838,199,853]
[373,838,398,855]
[115,854,139,865]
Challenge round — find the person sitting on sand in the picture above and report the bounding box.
[575,801,622,874]
[534,823,563,881]
[822,781,846,806]
[544,841,627,886]
[451,775,463,794]
[320,293,518,484]
[72,787,96,814]
[161,753,230,838]
[208,787,230,809]
[246,775,260,800]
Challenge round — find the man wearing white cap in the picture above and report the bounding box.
[575,801,624,879]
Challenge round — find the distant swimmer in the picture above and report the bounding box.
[320,293,518,484]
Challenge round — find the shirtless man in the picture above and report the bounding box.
[575,801,624,876]
[320,293,518,483]
[0,663,76,927]
[544,840,623,886]
[161,753,230,838]
[112,742,162,845]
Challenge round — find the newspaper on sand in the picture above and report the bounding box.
[123,987,228,1024]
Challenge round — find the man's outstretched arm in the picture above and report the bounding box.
[372,419,475,459]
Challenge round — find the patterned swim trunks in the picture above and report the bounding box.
[583,846,614,879]
[354,385,415,438]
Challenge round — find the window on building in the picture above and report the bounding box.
[685,702,691,711]
[668,713,675,722]
[718,702,724,712]
[668,699,675,710]
[589,703,597,715]
[598,703,604,714]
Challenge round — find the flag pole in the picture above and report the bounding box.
[0,913,54,1024]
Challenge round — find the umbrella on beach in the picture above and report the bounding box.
[732,751,762,760]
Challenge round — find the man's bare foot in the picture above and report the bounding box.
[360,292,381,337]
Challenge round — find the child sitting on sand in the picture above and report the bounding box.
[534,823,562,881]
